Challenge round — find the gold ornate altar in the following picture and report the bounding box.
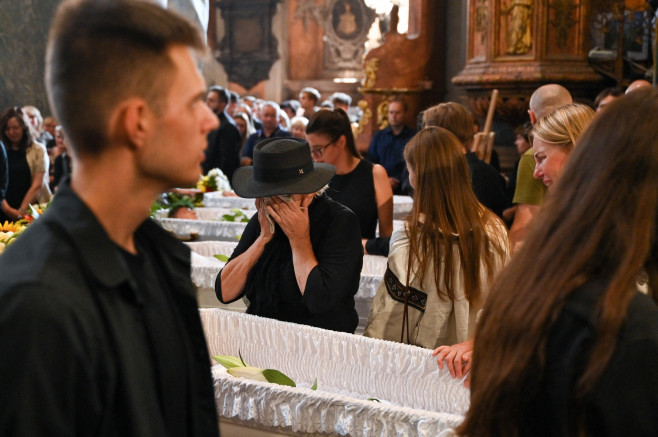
[453,0,605,124]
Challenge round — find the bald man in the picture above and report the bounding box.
[509,84,572,249]
[625,79,652,94]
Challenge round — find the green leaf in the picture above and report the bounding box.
[214,254,229,262]
[310,378,318,390]
[222,214,235,222]
[367,398,381,402]
[213,354,246,369]
[262,369,296,387]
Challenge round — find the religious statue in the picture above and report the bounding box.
[337,2,358,37]
[503,0,533,55]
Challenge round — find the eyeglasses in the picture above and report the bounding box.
[310,141,335,159]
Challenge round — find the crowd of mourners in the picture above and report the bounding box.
[0,0,656,435]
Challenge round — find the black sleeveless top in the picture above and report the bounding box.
[326,159,378,238]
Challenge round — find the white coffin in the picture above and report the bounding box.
[201,309,467,436]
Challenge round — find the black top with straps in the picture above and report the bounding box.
[326,159,378,239]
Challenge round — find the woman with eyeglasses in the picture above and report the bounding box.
[0,107,51,222]
[306,108,393,255]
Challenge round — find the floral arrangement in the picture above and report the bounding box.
[0,221,27,255]
[196,168,231,193]
[0,203,48,255]
[150,192,203,217]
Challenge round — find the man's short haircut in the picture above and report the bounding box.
[46,0,204,156]
[330,92,352,107]
[209,86,229,105]
[594,87,623,108]
[300,87,321,104]
[229,91,240,104]
[261,101,281,114]
[421,102,474,145]
[280,99,301,114]
[389,96,408,112]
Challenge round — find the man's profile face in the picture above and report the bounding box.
[299,92,314,111]
[205,91,220,112]
[145,46,219,188]
[387,101,405,128]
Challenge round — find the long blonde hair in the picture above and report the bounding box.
[403,127,508,303]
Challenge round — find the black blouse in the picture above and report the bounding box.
[326,159,377,238]
[216,193,363,333]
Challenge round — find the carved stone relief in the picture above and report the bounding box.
[323,0,376,71]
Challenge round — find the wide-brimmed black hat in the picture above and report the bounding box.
[232,137,336,198]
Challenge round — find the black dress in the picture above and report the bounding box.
[216,193,363,333]
[0,148,31,222]
[326,159,377,238]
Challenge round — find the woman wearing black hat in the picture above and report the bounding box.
[215,137,363,333]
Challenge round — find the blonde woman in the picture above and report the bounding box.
[532,103,595,189]
[364,127,510,349]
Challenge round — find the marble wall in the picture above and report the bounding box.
[0,0,60,116]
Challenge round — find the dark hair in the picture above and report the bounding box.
[513,121,532,141]
[459,89,658,436]
[594,86,623,108]
[330,92,352,107]
[421,102,474,146]
[46,0,204,156]
[280,99,300,114]
[389,96,408,112]
[306,108,360,158]
[0,107,33,151]
[209,86,229,105]
[229,91,239,104]
[300,87,321,104]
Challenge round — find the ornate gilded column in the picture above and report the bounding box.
[453,0,604,125]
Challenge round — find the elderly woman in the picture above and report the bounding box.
[216,137,363,333]
[306,108,393,256]
[532,103,595,189]
[0,107,51,221]
[364,127,510,348]
[456,87,658,437]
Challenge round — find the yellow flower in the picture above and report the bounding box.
[0,221,24,233]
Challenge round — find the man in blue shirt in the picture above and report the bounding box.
[240,101,290,166]
[367,98,415,194]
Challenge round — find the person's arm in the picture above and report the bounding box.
[265,195,317,293]
[18,170,45,213]
[0,145,7,204]
[218,198,273,302]
[2,199,22,220]
[364,164,394,254]
[240,133,257,166]
[509,203,539,250]
[366,132,380,164]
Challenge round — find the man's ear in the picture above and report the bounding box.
[107,98,152,150]
[528,109,537,125]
